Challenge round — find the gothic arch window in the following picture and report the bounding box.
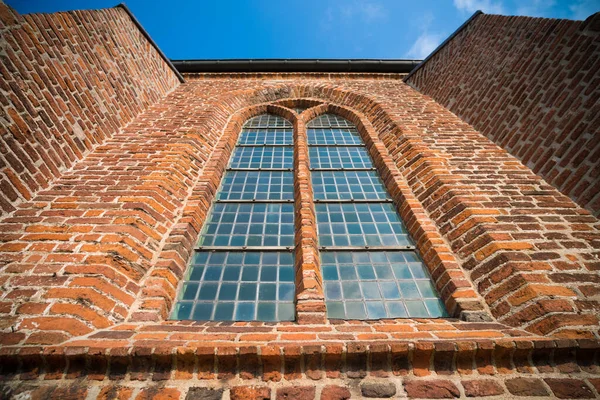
[172,109,447,322]
[308,114,447,319]
[172,114,296,322]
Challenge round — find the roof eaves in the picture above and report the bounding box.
[404,10,483,82]
[170,59,422,74]
[115,3,185,83]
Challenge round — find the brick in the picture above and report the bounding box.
[544,378,595,399]
[505,378,550,397]
[185,387,223,400]
[320,385,351,400]
[403,380,460,399]
[462,380,504,397]
[230,386,270,400]
[276,386,315,400]
[98,386,134,400]
[135,387,181,400]
[360,381,396,398]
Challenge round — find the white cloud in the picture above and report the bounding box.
[517,0,556,17]
[406,32,446,59]
[453,0,505,14]
[569,0,599,20]
[341,1,387,23]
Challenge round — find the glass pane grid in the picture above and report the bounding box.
[322,251,447,319]
[174,114,297,323]
[174,252,295,322]
[199,203,294,247]
[307,114,354,128]
[244,114,292,128]
[218,171,293,200]
[230,146,293,169]
[316,203,412,247]
[238,129,292,145]
[309,146,373,169]
[307,114,448,321]
[308,128,363,145]
[313,171,390,200]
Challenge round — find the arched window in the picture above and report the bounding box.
[172,110,447,322]
[307,114,447,319]
[172,114,296,322]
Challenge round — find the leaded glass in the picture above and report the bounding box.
[218,171,293,200]
[230,146,293,169]
[244,114,292,128]
[308,113,447,321]
[322,251,447,319]
[199,202,294,247]
[238,129,292,145]
[309,146,373,169]
[315,203,412,247]
[312,171,389,200]
[307,114,355,128]
[173,114,295,322]
[308,128,363,145]
[173,251,295,321]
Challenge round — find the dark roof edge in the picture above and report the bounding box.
[171,59,422,74]
[404,10,483,82]
[115,3,185,83]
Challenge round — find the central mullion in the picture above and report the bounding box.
[293,116,327,324]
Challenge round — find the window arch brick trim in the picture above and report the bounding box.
[133,98,487,324]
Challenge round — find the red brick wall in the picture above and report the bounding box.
[0,2,180,215]
[0,4,599,396]
[1,74,598,341]
[406,13,600,217]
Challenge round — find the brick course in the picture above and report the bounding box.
[406,12,600,217]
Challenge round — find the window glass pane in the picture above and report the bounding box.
[199,203,294,247]
[315,203,412,247]
[321,251,447,319]
[175,252,295,322]
[307,114,354,128]
[312,171,389,200]
[230,146,293,169]
[309,146,372,169]
[244,114,292,128]
[308,128,363,145]
[218,171,294,200]
[238,129,292,145]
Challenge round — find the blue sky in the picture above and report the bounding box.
[7,0,599,60]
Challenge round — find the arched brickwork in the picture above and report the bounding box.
[1,80,599,348]
[128,97,487,326]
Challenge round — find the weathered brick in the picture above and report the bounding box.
[276,386,315,400]
[505,377,550,397]
[230,386,270,400]
[544,378,595,399]
[403,380,460,399]
[320,385,351,400]
[462,380,504,397]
